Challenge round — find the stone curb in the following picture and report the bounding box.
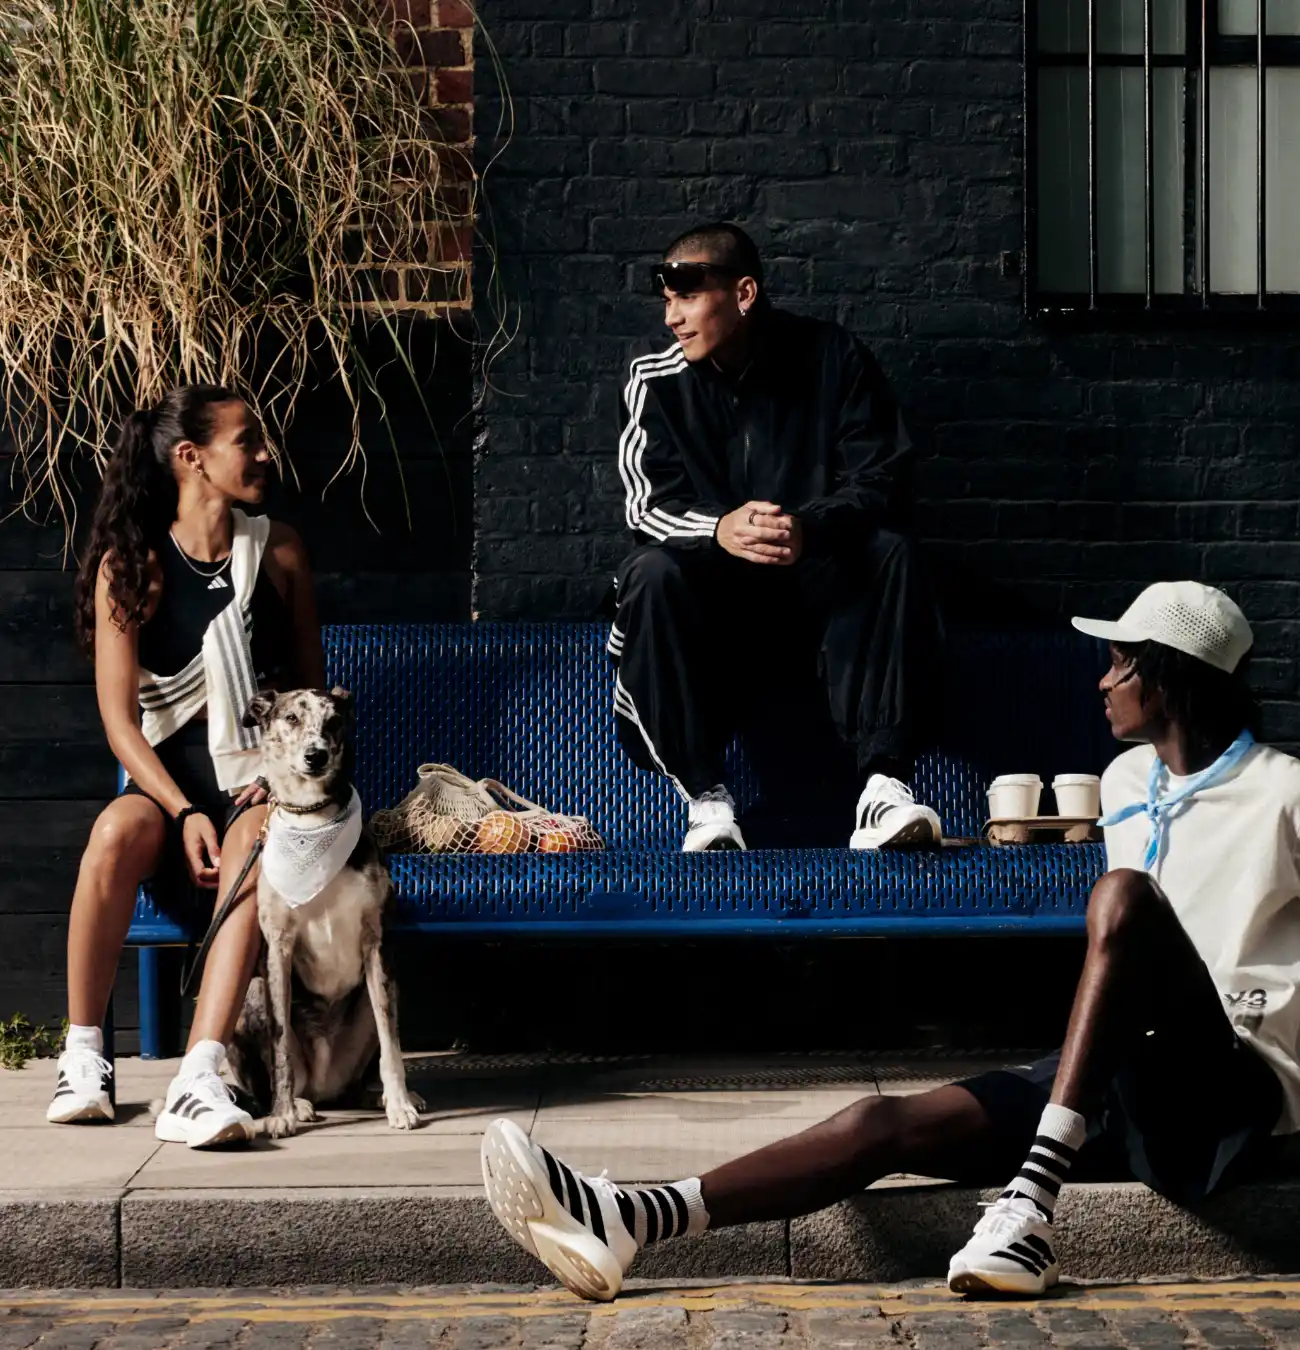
[4,1180,1300,1289]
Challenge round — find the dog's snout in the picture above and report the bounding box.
[303,746,329,774]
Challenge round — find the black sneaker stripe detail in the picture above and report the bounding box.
[579,1179,607,1244]
[651,1188,675,1241]
[667,1184,689,1237]
[639,1189,659,1244]
[557,1161,586,1225]
[52,1087,76,1099]
[994,1246,1046,1276]
[541,1148,567,1207]
[615,1189,637,1238]
[1006,1240,1048,1271]
[172,1093,192,1115]
[1022,1233,1056,1262]
[1034,1134,1078,1163]
[56,1072,68,1087]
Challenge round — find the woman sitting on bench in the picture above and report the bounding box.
[47,385,323,1148]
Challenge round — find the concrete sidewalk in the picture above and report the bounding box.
[3,1050,1300,1289]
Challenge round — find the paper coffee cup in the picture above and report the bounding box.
[1052,773,1101,820]
[987,773,1043,819]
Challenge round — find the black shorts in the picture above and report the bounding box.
[957,1017,1285,1204]
[120,720,249,905]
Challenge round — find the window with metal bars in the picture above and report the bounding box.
[1026,0,1300,316]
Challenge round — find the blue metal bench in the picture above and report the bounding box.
[123,621,1112,1057]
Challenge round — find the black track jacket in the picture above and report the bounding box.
[616,306,912,558]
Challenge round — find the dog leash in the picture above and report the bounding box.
[177,790,345,1000]
[179,805,274,1000]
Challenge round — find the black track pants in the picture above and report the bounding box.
[608,531,938,800]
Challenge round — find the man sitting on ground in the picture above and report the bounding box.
[482,582,1300,1300]
[609,220,943,852]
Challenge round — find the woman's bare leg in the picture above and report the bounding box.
[700,1085,1012,1228]
[66,797,167,1027]
[187,805,268,1048]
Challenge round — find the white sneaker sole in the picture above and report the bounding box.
[683,823,747,852]
[46,1098,114,1124]
[481,1118,625,1302]
[948,1262,1058,1296]
[154,1113,253,1148]
[850,808,941,850]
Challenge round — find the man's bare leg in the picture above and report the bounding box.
[699,1086,1008,1227]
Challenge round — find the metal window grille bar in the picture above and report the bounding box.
[1027,0,1300,318]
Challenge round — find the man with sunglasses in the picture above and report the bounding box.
[610,220,942,852]
[484,582,1300,1301]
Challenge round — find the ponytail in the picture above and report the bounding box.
[74,385,240,657]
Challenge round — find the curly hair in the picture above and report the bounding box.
[1114,639,1258,739]
[74,385,242,657]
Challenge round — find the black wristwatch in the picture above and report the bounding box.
[174,804,207,829]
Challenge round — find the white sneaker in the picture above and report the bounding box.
[481,1117,637,1302]
[948,1195,1060,1295]
[683,786,747,852]
[850,774,942,849]
[154,1068,254,1148]
[46,1046,114,1124]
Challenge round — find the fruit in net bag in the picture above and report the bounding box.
[475,811,532,854]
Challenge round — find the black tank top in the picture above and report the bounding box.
[137,532,294,683]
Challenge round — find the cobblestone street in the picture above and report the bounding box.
[6,1281,1300,1350]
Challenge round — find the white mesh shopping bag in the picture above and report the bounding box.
[369,762,604,854]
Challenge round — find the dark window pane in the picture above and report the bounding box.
[1038,68,1092,291]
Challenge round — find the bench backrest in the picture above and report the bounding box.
[324,622,1115,849]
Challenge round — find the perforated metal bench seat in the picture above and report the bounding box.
[124,621,1111,1055]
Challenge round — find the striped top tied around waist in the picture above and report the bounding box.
[137,509,270,793]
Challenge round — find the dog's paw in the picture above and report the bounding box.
[256,1112,300,1139]
[383,1093,422,1130]
[293,1097,320,1124]
[407,1089,427,1113]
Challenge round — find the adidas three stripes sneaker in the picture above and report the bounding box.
[948,1195,1060,1295]
[482,1117,638,1301]
[154,1069,254,1148]
[851,774,942,849]
[45,1045,114,1124]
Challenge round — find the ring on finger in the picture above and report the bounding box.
[749,509,757,525]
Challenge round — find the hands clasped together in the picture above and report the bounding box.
[716,501,804,566]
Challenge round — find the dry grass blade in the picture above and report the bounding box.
[0,0,473,536]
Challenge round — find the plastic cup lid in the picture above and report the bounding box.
[1052,773,1100,787]
[989,774,1043,788]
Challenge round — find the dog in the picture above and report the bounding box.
[226,687,423,1137]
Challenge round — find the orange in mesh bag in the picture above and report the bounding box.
[368,763,604,855]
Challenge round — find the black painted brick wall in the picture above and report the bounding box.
[0,330,472,1035]
[473,0,1300,744]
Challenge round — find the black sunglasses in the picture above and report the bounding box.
[652,260,742,297]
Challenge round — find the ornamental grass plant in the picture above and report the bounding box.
[0,0,472,527]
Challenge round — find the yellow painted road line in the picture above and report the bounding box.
[6,1280,1300,1324]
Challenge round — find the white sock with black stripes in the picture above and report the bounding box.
[616,1180,710,1247]
[531,1139,709,1248]
[1002,1103,1086,1220]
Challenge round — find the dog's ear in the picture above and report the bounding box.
[330,686,355,728]
[243,691,276,730]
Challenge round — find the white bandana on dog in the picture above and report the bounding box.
[262,789,364,909]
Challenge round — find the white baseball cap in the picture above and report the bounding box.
[1071,581,1253,674]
